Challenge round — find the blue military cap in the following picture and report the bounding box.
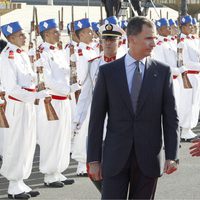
[39,19,57,33]
[155,18,169,29]
[180,15,192,25]
[91,22,99,32]
[192,18,197,25]
[120,20,128,29]
[104,16,118,25]
[74,18,91,31]
[1,21,22,37]
[168,19,177,27]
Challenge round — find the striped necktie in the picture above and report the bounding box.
[131,61,142,112]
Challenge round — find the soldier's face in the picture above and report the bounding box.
[191,25,197,34]
[45,28,60,44]
[101,37,120,56]
[128,24,156,59]
[158,26,171,37]
[170,25,178,36]
[182,23,193,35]
[80,28,94,44]
[10,30,26,47]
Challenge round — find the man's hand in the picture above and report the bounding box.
[87,162,102,181]
[189,138,200,156]
[164,160,178,174]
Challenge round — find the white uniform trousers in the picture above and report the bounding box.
[37,98,71,183]
[179,74,200,129]
[71,108,90,173]
[0,100,36,194]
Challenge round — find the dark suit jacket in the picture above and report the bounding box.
[87,56,179,178]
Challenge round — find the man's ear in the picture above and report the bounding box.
[128,35,135,44]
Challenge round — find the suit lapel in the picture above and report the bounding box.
[115,56,134,118]
[137,57,158,114]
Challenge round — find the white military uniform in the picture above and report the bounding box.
[178,33,200,139]
[92,38,101,56]
[0,54,4,159]
[64,41,79,152]
[0,42,38,195]
[36,42,78,183]
[152,35,181,116]
[72,50,125,175]
[71,42,97,174]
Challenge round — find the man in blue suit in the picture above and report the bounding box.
[87,16,179,199]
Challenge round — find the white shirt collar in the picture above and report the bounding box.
[125,51,146,68]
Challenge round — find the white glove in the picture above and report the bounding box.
[35,90,50,99]
[179,66,188,74]
[70,53,77,62]
[70,83,81,93]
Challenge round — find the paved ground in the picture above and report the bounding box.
[0,125,200,199]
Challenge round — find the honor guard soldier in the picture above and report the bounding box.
[65,22,80,154]
[36,19,79,187]
[0,21,49,199]
[191,18,199,49]
[169,19,178,38]
[91,22,101,55]
[152,18,181,116]
[72,22,125,176]
[179,15,200,141]
[168,19,178,50]
[0,39,7,160]
[104,16,127,56]
[71,18,98,176]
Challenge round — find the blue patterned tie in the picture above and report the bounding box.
[131,61,142,112]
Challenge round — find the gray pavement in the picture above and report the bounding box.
[0,127,200,199]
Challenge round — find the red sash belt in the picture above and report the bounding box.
[187,70,199,74]
[22,87,36,92]
[51,95,68,100]
[8,87,36,102]
[173,75,178,79]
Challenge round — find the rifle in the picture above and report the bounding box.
[70,5,81,103]
[99,3,104,54]
[33,7,59,121]
[58,7,64,31]
[34,7,40,37]
[34,50,59,121]
[57,7,63,49]
[0,91,9,128]
[29,6,35,49]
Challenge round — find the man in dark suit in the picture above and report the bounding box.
[87,16,179,199]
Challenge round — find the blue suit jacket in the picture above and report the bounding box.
[87,55,179,178]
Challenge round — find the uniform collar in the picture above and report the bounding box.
[104,55,116,62]
[158,35,169,42]
[79,42,93,50]
[43,42,56,50]
[180,33,190,39]
[7,42,23,53]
